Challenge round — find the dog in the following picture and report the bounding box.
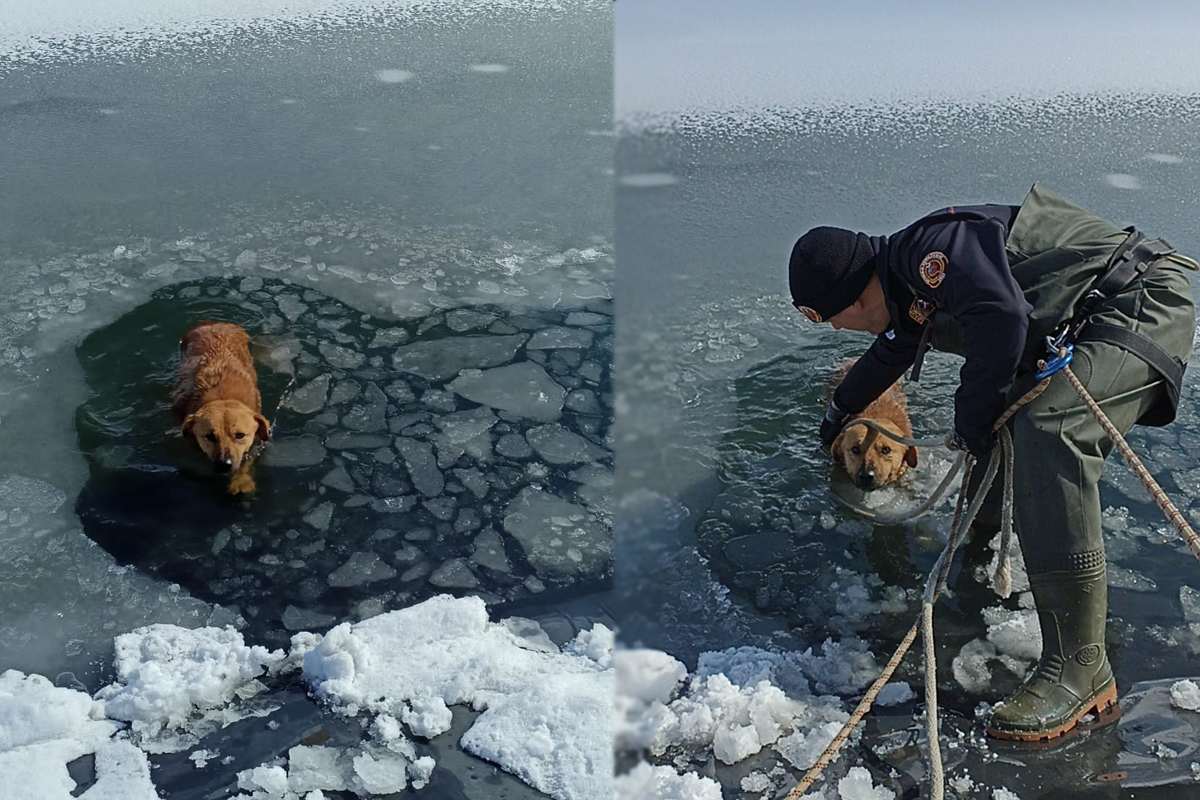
[829,359,917,491]
[172,321,270,495]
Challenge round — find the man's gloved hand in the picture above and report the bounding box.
[945,428,996,460]
[819,400,850,449]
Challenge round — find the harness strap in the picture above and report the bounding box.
[1068,230,1175,334]
[1076,322,1185,408]
[909,319,935,382]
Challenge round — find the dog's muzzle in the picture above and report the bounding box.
[855,467,877,491]
[215,455,235,474]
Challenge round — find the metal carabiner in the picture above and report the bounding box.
[1036,342,1074,379]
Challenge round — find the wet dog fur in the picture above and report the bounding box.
[829,359,917,490]
[172,321,270,495]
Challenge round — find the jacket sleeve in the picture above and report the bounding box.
[900,218,1032,453]
[833,326,922,414]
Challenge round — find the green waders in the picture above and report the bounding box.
[932,186,1197,740]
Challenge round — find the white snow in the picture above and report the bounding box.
[303,594,612,800]
[0,671,157,800]
[837,766,894,800]
[96,624,283,744]
[614,762,723,800]
[616,644,856,769]
[1170,679,1200,711]
[992,789,1021,800]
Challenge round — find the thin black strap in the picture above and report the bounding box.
[1077,322,1185,407]
[909,321,935,383]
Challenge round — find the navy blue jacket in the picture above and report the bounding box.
[833,204,1032,455]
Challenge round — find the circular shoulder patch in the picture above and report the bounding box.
[919,251,948,289]
[795,305,823,323]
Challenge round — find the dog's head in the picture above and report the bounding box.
[831,418,917,491]
[181,400,270,473]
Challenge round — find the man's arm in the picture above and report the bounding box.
[833,328,922,415]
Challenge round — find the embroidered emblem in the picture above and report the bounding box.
[884,329,896,340]
[908,297,936,325]
[796,305,823,323]
[1076,644,1102,666]
[919,251,948,289]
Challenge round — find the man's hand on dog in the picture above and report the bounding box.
[820,399,850,449]
[945,429,995,460]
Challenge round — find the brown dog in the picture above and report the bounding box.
[830,360,917,491]
[172,321,270,495]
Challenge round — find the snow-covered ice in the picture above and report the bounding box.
[1170,679,1200,712]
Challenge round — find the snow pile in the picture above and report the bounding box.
[615,644,857,768]
[95,624,283,749]
[0,671,158,800]
[302,594,612,800]
[614,762,722,800]
[1170,680,1200,712]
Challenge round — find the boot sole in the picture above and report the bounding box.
[986,681,1119,742]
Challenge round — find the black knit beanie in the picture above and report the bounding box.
[788,226,876,322]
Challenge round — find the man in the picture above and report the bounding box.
[788,185,1197,741]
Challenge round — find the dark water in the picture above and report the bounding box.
[615,97,1200,797]
[74,278,613,651]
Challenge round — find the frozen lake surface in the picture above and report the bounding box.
[0,0,611,797]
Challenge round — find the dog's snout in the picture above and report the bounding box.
[856,466,876,490]
[215,455,234,473]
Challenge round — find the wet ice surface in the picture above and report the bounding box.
[616,96,1200,798]
[73,277,612,651]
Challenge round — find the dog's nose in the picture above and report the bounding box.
[856,468,876,490]
[215,456,234,473]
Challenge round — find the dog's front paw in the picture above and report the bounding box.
[228,473,256,495]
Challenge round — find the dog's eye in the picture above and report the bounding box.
[205,433,217,442]
[235,432,246,440]
[880,445,892,455]
[850,445,861,455]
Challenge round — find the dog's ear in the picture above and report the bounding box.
[830,430,845,462]
[255,413,271,441]
[180,413,197,437]
[904,445,918,468]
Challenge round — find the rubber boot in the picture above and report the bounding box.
[986,561,1118,741]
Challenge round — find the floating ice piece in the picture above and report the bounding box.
[318,343,364,370]
[262,435,326,468]
[527,326,594,350]
[428,557,480,589]
[394,438,444,497]
[1170,679,1200,711]
[392,335,526,381]
[615,762,722,800]
[525,424,607,465]
[469,63,509,73]
[449,362,565,422]
[502,487,611,579]
[838,766,894,800]
[875,682,915,706]
[96,625,282,738]
[470,529,511,573]
[283,375,331,414]
[328,552,396,588]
